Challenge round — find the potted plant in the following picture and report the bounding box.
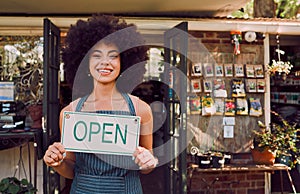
[252,111,300,167]
[189,146,211,169]
[197,152,212,169]
[210,151,225,168]
[0,177,37,194]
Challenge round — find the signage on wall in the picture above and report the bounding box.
[61,111,140,156]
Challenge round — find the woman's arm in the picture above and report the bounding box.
[132,96,157,174]
[43,103,78,179]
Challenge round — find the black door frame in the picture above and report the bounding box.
[42,18,61,194]
[163,22,188,194]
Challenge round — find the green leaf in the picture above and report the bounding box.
[8,184,20,194]
[0,182,9,192]
[21,178,29,186]
[1,178,9,185]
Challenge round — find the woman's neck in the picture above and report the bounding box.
[90,81,121,101]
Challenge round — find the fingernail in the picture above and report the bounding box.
[139,166,143,170]
[132,156,135,160]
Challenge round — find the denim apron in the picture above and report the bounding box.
[70,93,143,194]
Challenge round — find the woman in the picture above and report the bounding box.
[43,15,157,193]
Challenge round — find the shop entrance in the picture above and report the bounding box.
[162,22,188,194]
[136,22,188,194]
[41,19,189,194]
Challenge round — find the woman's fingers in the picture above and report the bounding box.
[139,156,158,170]
[133,146,158,170]
[43,142,66,167]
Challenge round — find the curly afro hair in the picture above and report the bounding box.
[62,14,148,98]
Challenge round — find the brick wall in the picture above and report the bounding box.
[189,170,266,194]
[187,30,265,154]
[187,30,268,194]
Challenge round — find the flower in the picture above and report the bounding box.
[267,48,293,76]
[225,101,235,113]
[268,59,293,75]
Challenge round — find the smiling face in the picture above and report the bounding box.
[89,42,121,84]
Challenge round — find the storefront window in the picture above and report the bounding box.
[0,36,43,106]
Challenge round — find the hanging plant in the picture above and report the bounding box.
[268,59,293,76]
[267,34,293,77]
[0,177,37,194]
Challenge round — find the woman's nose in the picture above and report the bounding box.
[100,56,111,65]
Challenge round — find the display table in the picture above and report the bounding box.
[0,130,40,190]
[188,163,296,194]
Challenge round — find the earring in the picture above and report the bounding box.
[88,73,91,77]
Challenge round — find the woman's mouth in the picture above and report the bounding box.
[98,69,112,75]
[99,69,111,73]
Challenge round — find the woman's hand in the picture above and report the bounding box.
[43,142,66,167]
[133,146,158,170]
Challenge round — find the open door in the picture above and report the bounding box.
[42,18,61,194]
[163,22,188,194]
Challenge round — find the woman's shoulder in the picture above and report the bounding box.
[128,94,152,121]
[127,94,149,108]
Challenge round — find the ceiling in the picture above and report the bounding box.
[0,0,249,17]
[3,0,299,39]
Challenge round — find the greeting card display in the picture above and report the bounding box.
[256,79,265,92]
[213,79,227,97]
[224,64,233,77]
[254,65,264,78]
[201,95,216,116]
[191,79,201,93]
[236,98,248,115]
[225,99,235,116]
[232,79,246,97]
[203,63,214,77]
[203,79,213,93]
[188,95,201,114]
[246,79,257,92]
[215,64,224,77]
[246,64,255,78]
[214,98,225,115]
[192,63,202,76]
[234,64,244,77]
[249,98,263,117]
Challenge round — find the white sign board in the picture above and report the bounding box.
[61,111,140,156]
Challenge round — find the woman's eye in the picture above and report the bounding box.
[109,54,119,59]
[91,54,102,59]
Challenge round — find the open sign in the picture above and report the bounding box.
[61,111,140,156]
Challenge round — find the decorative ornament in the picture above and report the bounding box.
[245,31,256,43]
[190,146,199,155]
[230,30,242,55]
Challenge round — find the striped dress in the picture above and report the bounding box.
[70,93,143,194]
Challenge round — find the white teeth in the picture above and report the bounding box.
[99,69,111,73]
